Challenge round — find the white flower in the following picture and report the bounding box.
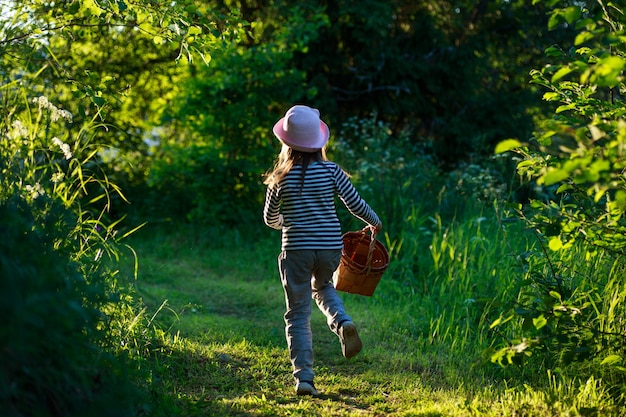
[52,137,72,160]
[51,172,65,183]
[33,96,50,108]
[25,183,44,199]
[10,120,28,139]
[33,96,73,123]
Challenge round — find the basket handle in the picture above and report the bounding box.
[358,226,378,273]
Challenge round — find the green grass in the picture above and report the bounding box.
[117,221,623,416]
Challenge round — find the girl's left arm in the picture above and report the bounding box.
[333,165,381,227]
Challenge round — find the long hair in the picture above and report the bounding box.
[264,144,328,190]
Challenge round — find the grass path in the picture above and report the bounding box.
[119,226,595,416]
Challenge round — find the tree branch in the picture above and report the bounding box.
[0,22,135,46]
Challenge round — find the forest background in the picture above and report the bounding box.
[1,0,626,416]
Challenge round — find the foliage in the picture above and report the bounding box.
[0,0,581,229]
[0,0,242,144]
[330,113,441,231]
[137,0,576,227]
[488,236,626,368]
[0,77,147,416]
[492,0,626,398]
[0,195,143,417]
[295,0,572,164]
[144,3,329,226]
[327,114,523,330]
[0,2,245,412]
[329,112,515,247]
[0,0,246,225]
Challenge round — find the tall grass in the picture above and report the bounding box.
[341,198,624,414]
[121,205,623,415]
[96,113,624,416]
[0,89,151,416]
[328,114,626,411]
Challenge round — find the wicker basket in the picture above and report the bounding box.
[333,228,389,296]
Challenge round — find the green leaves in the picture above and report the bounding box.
[574,31,595,46]
[547,6,582,30]
[0,71,148,415]
[494,139,522,154]
[551,66,573,83]
[542,168,569,186]
[587,56,625,87]
[512,28,626,250]
[548,237,563,251]
[532,314,548,330]
[490,0,626,383]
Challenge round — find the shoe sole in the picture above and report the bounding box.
[296,382,318,396]
[340,323,362,359]
[296,388,318,396]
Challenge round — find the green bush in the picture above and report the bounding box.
[330,113,442,230]
[491,1,626,403]
[0,92,151,416]
[0,195,142,417]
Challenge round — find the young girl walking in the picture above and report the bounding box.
[263,105,382,396]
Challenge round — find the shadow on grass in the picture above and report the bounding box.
[144,341,260,416]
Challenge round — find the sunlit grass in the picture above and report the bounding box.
[118,218,624,416]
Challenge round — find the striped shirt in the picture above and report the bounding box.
[263,161,381,250]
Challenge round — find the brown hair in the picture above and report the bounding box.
[264,144,328,190]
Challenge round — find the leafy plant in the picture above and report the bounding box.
[0,89,149,415]
[330,113,441,231]
[144,3,329,227]
[492,0,626,399]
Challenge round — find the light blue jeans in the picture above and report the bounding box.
[278,249,352,383]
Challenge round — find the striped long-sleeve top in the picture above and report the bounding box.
[263,161,381,251]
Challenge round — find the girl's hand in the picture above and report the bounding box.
[369,223,382,234]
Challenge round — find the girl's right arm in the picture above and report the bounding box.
[263,187,283,230]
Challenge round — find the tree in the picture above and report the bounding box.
[296,0,573,163]
[0,1,238,414]
[146,1,330,226]
[500,0,626,256]
[0,0,243,151]
[146,0,576,226]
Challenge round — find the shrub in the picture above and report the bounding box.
[0,195,144,417]
[492,1,626,403]
[0,93,149,416]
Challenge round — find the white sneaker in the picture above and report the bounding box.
[295,380,318,396]
[339,321,362,359]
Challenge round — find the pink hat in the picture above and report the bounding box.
[272,105,329,152]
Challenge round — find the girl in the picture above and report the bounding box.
[263,105,382,396]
